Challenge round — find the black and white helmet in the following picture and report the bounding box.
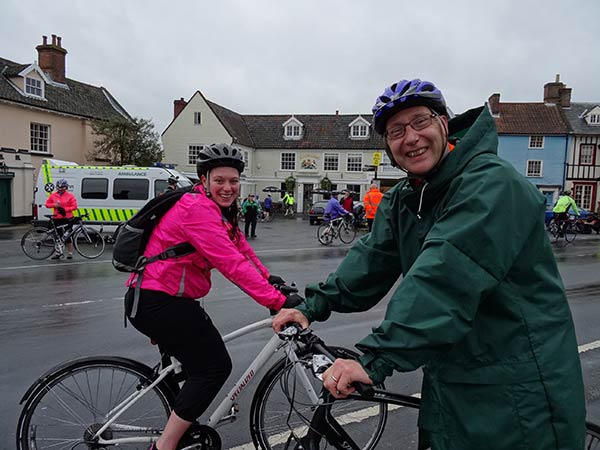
[196,144,245,177]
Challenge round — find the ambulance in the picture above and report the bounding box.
[34,159,192,228]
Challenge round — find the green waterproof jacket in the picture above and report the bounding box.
[297,106,586,449]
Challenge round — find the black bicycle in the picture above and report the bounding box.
[20,214,105,260]
[253,325,600,450]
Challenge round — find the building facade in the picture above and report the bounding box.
[0,34,130,223]
[162,91,404,213]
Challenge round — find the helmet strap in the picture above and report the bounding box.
[202,170,212,198]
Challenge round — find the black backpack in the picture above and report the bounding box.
[112,185,196,319]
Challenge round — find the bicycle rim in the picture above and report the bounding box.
[17,360,172,450]
[20,228,55,260]
[74,228,106,258]
[251,347,387,450]
[339,223,357,244]
[317,224,334,245]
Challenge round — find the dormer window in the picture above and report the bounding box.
[282,116,303,140]
[25,76,43,97]
[348,116,370,140]
[583,106,600,126]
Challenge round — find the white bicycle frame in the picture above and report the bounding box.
[94,317,320,446]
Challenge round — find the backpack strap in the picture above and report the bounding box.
[126,242,196,322]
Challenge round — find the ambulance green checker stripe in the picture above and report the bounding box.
[73,209,138,222]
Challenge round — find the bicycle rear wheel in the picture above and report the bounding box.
[20,227,56,260]
[250,346,388,450]
[339,221,357,244]
[73,227,106,258]
[17,357,175,450]
[317,224,334,245]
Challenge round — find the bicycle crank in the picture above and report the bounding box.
[178,424,221,450]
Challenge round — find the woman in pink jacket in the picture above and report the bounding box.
[125,144,298,450]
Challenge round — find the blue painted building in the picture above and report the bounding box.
[487,81,570,208]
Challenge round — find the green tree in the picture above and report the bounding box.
[89,117,163,166]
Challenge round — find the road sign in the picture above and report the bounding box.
[372,152,382,166]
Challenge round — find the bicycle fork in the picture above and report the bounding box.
[294,389,361,450]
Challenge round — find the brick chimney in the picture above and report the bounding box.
[487,93,500,116]
[543,74,572,107]
[174,97,187,119]
[36,34,68,83]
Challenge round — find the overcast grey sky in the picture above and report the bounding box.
[2,0,599,134]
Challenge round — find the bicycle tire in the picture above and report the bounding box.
[250,346,388,450]
[20,227,56,260]
[16,357,175,450]
[339,221,357,244]
[563,222,577,243]
[73,227,106,258]
[317,224,334,246]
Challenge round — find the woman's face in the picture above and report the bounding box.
[202,166,240,208]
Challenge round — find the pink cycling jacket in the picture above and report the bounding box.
[127,185,286,310]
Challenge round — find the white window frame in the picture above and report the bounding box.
[30,123,50,153]
[526,159,543,177]
[194,112,202,125]
[323,152,339,171]
[351,124,368,138]
[528,136,544,149]
[25,76,43,97]
[285,125,301,138]
[589,114,599,125]
[579,144,595,165]
[574,184,593,210]
[280,152,296,170]
[346,153,363,172]
[243,150,249,167]
[188,145,202,165]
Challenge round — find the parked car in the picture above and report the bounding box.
[308,200,328,225]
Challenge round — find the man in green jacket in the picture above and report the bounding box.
[273,79,586,449]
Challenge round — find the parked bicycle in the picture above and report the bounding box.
[20,214,106,260]
[317,214,357,246]
[16,285,386,450]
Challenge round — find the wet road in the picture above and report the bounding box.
[1,220,599,449]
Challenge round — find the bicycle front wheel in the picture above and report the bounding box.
[563,222,577,243]
[73,227,106,258]
[17,357,175,450]
[20,227,56,260]
[317,224,334,246]
[250,346,388,450]
[339,222,357,244]
[587,421,600,447]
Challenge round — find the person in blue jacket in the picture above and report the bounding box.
[323,192,349,222]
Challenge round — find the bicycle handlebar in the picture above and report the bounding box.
[277,323,375,399]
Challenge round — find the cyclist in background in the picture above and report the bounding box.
[282,191,295,215]
[263,194,273,221]
[323,191,348,222]
[165,176,179,192]
[553,189,580,221]
[125,144,298,450]
[45,179,78,259]
[274,79,585,449]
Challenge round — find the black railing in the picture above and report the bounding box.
[565,164,600,181]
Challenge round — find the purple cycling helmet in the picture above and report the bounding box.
[372,79,448,135]
[55,179,69,189]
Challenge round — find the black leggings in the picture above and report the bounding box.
[125,288,232,422]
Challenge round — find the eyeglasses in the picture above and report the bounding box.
[384,113,438,141]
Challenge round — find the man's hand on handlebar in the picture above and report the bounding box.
[272,308,310,332]
[322,359,373,399]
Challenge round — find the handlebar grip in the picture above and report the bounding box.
[353,382,374,399]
